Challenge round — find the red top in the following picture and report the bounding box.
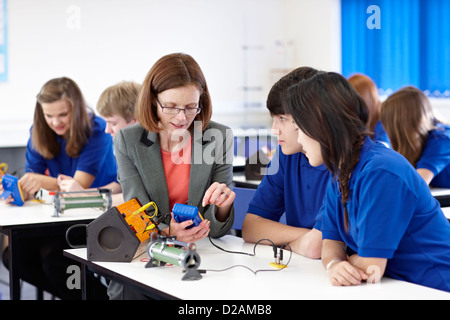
[160,139,191,211]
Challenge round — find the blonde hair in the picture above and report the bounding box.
[381,86,436,166]
[96,81,141,122]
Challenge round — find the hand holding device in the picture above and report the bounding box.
[170,203,210,243]
[172,203,204,228]
[0,174,25,206]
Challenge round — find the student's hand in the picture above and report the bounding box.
[168,212,210,243]
[202,182,235,208]
[57,174,84,192]
[19,173,42,197]
[327,260,368,286]
[4,188,29,204]
[347,254,386,284]
[4,194,13,204]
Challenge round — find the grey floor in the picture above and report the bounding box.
[0,257,56,300]
[0,235,55,300]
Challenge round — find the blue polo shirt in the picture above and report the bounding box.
[416,122,450,188]
[373,120,391,148]
[321,137,450,292]
[25,115,117,188]
[247,146,330,229]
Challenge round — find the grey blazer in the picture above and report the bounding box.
[114,120,235,238]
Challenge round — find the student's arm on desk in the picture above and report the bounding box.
[58,174,123,194]
[19,173,58,200]
[19,171,95,200]
[417,168,434,185]
[242,213,322,259]
[72,171,96,189]
[322,239,386,286]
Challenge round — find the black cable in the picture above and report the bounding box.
[202,236,292,275]
[65,223,88,249]
[208,235,277,256]
[154,211,171,234]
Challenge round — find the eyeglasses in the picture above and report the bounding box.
[156,98,202,115]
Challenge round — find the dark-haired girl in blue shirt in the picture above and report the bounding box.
[286,72,450,292]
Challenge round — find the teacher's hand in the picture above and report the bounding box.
[168,213,210,243]
[202,182,235,208]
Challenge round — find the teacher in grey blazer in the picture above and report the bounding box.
[115,52,235,244]
[109,53,236,299]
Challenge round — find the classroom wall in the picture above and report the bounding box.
[0,0,449,150]
[0,0,342,147]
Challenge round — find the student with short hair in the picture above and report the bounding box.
[286,72,450,292]
[381,86,450,187]
[242,67,330,259]
[96,81,140,138]
[58,81,141,193]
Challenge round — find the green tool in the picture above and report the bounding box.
[145,233,202,281]
[53,189,112,217]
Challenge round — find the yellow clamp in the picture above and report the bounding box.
[0,163,8,184]
[130,201,158,232]
[0,162,7,175]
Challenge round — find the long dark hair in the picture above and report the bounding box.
[286,72,369,230]
[266,66,321,115]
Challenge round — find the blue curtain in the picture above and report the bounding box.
[342,0,450,97]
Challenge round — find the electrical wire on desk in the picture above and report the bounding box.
[200,236,292,275]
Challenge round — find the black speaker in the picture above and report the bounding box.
[87,206,146,262]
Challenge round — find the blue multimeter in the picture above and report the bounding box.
[172,203,204,228]
[0,174,25,206]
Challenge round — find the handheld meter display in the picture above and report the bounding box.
[172,203,204,228]
[0,174,25,206]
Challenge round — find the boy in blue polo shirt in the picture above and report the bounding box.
[242,67,330,259]
[57,81,140,193]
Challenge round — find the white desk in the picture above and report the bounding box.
[431,188,450,207]
[0,199,120,299]
[65,235,449,300]
[431,188,450,197]
[0,192,123,228]
[0,201,105,228]
[442,207,450,220]
[233,180,450,199]
[232,174,260,189]
[232,156,246,169]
